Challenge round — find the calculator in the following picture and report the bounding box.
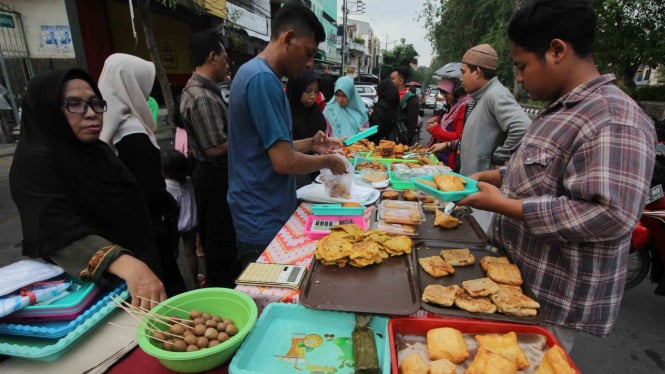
[235,263,306,289]
[304,215,367,239]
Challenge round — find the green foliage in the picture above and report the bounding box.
[592,0,665,95]
[380,40,420,80]
[419,0,522,85]
[634,86,665,102]
[420,0,665,99]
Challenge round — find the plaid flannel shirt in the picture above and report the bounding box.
[489,74,657,336]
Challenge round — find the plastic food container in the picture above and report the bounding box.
[0,283,128,361]
[229,303,391,374]
[413,172,479,202]
[310,204,365,216]
[389,317,580,373]
[0,277,100,323]
[137,288,258,373]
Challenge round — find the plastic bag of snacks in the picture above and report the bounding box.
[321,155,354,199]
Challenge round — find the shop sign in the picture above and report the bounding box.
[0,14,14,28]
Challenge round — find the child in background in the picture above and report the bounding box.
[161,150,202,288]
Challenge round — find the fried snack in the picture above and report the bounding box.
[426,327,469,364]
[382,203,424,225]
[434,209,462,229]
[486,263,524,286]
[342,202,361,207]
[314,235,353,267]
[534,345,576,374]
[331,223,366,241]
[375,221,417,236]
[362,171,388,183]
[422,284,461,307]
[416,178,438,189]
[462,277,500,297]
[475,332,530,370]
[382,190,399,200]
[416,155,437,165]
[383,235,413,255]
[399,352,429,374]
[465,348,518,374]
[403,189,418,201]
[418,256,455,277]
[433,174,466,192]
[479,256,511,272]
[429,358,456,374]
[364,230,391,243]
[490,286,540,317]
[419,194,436,203]
[454,289,497,314]
[440,248,475,266]
[349,241,386,267]
[356,161,387,171]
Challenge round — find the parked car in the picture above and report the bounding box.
[425,88,439,108]
[355,84,377,103]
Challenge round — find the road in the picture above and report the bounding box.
[1,114,664,372]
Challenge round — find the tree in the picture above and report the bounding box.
[134,0,204,130]
[380,39,419,80]
[593,0,665,96]
[421,0,665,99]
[420,0,521,87]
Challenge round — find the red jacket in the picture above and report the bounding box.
[428,102,467,170]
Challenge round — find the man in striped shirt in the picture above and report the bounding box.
[458,0,657,352]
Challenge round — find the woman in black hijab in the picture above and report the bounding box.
[286,69,327,141]
[369,79,400,142]
[9,69,184,310]
[286,69,328,187]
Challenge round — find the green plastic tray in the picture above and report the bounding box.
[343,125,378,146]
[413,172,479,202]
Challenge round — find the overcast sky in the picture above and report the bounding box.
[338,0,434,67]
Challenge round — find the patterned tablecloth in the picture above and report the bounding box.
[234,202,434,317]
[234,203,372,313]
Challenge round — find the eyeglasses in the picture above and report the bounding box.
[62,99,107,114]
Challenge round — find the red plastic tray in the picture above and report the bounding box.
[388,317,580,373]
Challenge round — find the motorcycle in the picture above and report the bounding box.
[626,185,665,293]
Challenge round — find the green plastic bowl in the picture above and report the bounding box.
[136,288,258,373]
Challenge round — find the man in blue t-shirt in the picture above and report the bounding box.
[228,4,346,267]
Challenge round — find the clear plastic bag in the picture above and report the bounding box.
[321,155,354,199]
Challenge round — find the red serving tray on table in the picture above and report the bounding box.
[389,317,580,373]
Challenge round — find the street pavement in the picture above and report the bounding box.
[1,114,664,372]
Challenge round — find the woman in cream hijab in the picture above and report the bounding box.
[98,53,185,293]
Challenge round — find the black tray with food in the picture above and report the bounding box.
[417,209,488,244]
[414,240,544,324]
[300,251,420,316]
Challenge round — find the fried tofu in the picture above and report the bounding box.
[475,332,530,370]
[440,248,475,266]
[486,263,524,286]
[534,345,576,374]
[419,256,455,277]
[422,284,461,307]
[433,174,466,192]
[399,352,429,374]
[465,348,518,374]
[429,358,456,374]
[462,277,500,297]
[426,327,469,364]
